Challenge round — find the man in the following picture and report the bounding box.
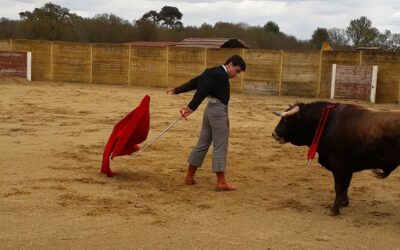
[166,55,246,191]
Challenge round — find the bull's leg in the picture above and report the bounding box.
[341,173,352,207]
[329,171,352,216]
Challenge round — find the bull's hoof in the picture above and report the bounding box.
[329,209,340,216]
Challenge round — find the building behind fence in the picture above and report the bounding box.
[1,39,399,103]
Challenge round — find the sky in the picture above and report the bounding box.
[1,0,400,40]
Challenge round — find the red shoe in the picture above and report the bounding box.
[215,172,236,191]
[185,165,198,185]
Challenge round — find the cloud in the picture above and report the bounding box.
[1,0,400,39]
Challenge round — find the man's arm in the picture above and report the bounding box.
[173,75,200,94]
[187,89,208,111]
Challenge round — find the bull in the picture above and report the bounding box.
[272,101,400,216]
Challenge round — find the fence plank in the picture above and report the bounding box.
[281,51,320,97]
[243,49,281,95]
[361,52,400,103]
[52,41,91,83]
[12,39,52,81]
[130,46,167,88]
[167,47,206,88]
[92,43,129,85]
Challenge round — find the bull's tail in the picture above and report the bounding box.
[371,169,391,179]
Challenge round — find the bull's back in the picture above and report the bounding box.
[337,106,400,170]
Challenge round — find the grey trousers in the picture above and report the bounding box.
[187,102,229,172]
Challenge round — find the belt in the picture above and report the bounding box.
[207,97,221,103]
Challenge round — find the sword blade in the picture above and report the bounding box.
[132,115,183,158]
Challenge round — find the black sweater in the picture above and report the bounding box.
[174,66,230,111]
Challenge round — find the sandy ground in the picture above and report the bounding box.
[1,78,400,249]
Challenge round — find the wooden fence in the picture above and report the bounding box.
[1,39,399,103]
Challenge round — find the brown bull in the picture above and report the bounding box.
[272,102,400,215]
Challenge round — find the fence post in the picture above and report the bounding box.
[128,45,131,85]
[89,44,93,83]
[165,47,169,87]
[204,47,207,70]
[279,49,284,96]
[240,48,245,93]
[9,39,13,51]
[359,50,363,66]
[50,41,54,81]
[27,52,32,81]
[330,64,337,99]
[317,50,323,98]
[398,80,400,104]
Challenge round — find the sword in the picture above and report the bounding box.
[132,110,187,158]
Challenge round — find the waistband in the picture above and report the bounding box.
[207,97,221,103]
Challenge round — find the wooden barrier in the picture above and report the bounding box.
[0,51,30,78]
[11,39,52,81]
[0,39,11,51]
[167,47,206,88]
[52,41,91,83]
[130,46,167,87]
[320,51,360,98]
[243,49,282,95]
[92,43,129,85]
[331,65,377,102]
[1,39,399,103]
[360,51,400,103]
[281,51,320,97]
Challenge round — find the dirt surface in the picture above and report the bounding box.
[1,78,400,249]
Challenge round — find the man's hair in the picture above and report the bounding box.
[224,55,246,72]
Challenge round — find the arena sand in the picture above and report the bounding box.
[1,78,400,249]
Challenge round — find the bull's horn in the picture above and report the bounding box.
[272,111,283,117]
[282,106,299,117]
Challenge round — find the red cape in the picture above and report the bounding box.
[101,95,150,177]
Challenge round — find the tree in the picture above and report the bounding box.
[88,13,133,43]
[263,21,280,33]
[311,27,330,49]
[141,10,160,24]
[18,2,81,40]
[374,30,391,48]
[346,16,379,47]
[328,28,349,45]
[0,18,19,39]
[134,19,158,41]
[390,34,400,52]
[158,6,183,28]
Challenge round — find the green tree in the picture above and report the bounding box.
[263,21,280,33]
[346,16,379,47]
[0,18,19,39]
[88,13,133,43]
[18,2,81,40]
[134,19,158,41]
[311,27,330,49]
[141,10,160,24]
[158,6,183,28]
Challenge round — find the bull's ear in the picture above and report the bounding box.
[272,111,282,117]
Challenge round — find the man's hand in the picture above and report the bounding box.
[180,107,193,118]
[166,88,176,95]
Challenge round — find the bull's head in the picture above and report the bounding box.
[272,104,308,146]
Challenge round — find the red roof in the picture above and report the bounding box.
[175,38,250,48]
[125,41,177,47]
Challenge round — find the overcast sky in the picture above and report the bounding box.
[1,0,400,40]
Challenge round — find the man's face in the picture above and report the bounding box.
[225,62,242,79]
